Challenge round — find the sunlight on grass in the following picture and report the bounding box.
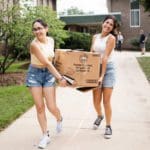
[0,86,33,131]
[6,61,29,73]
[137,57,150,82]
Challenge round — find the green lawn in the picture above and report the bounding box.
[137,57,150,83]
[0,60,32,131]
[0,56,29,73]
[0,85,33,131]
[6,61,29,73]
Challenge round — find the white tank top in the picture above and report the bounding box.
[92,33,114,63]
[31,37,54,66]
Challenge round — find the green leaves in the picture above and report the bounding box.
[0,2,67,73]
[140,0,150,12]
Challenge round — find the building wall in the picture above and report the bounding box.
[109,0,150,49]
[51,0,56,10]
[37,0,56,10]
[106,0,111,12]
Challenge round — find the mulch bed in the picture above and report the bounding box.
[0,72,26,86]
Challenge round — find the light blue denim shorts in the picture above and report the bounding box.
[26,65,56,87]
[101,62,116,88]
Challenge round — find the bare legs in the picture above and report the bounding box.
[29,87,62,134]
[103,88,113,125]
[93,87,113,126]
[93,88,103,117]
[141,47,146,55]
[43,87,62,121]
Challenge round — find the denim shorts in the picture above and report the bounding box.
[26,65,56,87]
[101,62,116,88]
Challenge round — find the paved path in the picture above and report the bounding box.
[0,51,150,150]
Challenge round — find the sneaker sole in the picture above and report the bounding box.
[104,134,111,139]
[93,124,99,130]
[38,146,45,149]
[38,141,50,149]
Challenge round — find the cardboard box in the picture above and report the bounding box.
[54,49,101,88]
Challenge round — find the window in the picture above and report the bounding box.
[130,9,140,27]
[130,0,140,27]
[131,0,139,9]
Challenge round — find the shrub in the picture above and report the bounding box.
[60,31,92,51]
[146,38,150,51]
[129,37,139,48]
[129,37,150,51]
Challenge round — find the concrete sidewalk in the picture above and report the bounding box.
[0,51,150,150]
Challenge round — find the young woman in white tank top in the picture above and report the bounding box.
[90,15,118,139]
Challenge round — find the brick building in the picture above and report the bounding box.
[60,13,121,34]
[36,0,56,10]
[20,0,56,10]
[107,0,150,49]
[60,0,150,49]
[0,0,56,10]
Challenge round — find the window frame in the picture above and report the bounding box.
[130,9,140,27]
[130,0,140,27]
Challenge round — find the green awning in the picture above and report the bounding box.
[60,13,121,25]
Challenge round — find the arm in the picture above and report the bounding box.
[99,35,116,83]
[30,42,65,84]
[144,36,148,43]
[90,35,96,52]
[121,35,124,43]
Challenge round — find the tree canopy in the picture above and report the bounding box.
[140,0,150,12]
[59,6,94,16]
[0,1,68,73]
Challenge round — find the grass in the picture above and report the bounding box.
[0,55,29,73]
[0,85,33,131]
[137,57,150,83]
[0,60,32,131]
[6,61,29,73]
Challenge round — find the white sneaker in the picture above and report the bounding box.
[56,117,63,133]
[38,132,50,149]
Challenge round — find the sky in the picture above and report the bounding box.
[57,0,108,14]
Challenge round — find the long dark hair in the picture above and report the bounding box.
[102,15,119,36]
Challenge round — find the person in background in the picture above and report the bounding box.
[139,29,147,55]
[117,31,124,51]
[90,15,118,139]
[26,19,67,149]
